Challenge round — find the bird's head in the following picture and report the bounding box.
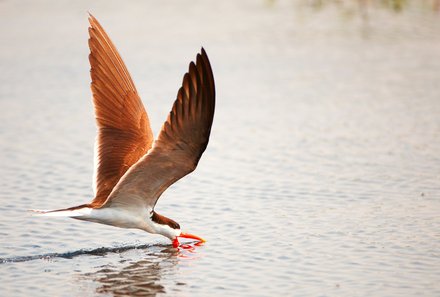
[151,211,205,248]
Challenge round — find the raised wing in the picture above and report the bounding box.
[101,48,215,209]
[88,14,154,207]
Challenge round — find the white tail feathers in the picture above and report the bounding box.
[29,208,92,217]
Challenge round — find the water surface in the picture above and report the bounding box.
[0,0,439,296]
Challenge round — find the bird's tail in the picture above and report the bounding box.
[29,204,91,217]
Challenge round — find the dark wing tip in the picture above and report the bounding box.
[197,48,215,109]
[156,47,215,166]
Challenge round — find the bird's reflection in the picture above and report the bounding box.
[81,243,202,296]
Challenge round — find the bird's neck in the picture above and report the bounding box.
[149,211,181,239]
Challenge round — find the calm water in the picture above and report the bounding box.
[1,1,440,296]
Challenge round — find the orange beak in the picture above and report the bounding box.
[179,232,206,243]
[172,232,205,248]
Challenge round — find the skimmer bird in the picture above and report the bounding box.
[33,15,215,248]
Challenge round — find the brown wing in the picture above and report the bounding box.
[101,48,215,209]
[88,14,154,207]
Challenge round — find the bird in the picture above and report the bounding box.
[32,14,215,248]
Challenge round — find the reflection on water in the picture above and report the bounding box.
[82,247,179,297]
[79,243,203,296]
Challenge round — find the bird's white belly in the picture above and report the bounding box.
[74,207,148,230]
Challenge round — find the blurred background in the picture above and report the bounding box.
[0,0,439,296]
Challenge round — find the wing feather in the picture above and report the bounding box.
[88,14,154,207]
[101,48,215,209]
